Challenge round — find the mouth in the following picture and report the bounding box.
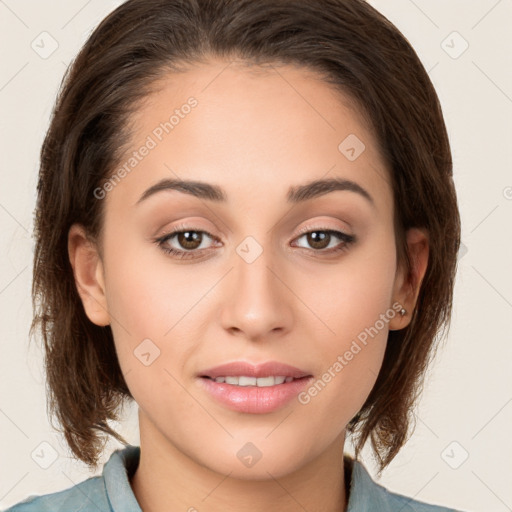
[197,361,313,414]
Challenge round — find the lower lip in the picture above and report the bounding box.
[198,376,313,414]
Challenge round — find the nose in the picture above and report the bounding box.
[219,244,294,341]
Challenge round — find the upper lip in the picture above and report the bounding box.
[199,361,312,379]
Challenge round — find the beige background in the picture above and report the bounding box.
[1,0,511,510]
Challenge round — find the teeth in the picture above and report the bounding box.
[212,376,294,387]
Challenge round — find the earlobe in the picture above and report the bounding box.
[68,223,110,326]
[389,228,429,331]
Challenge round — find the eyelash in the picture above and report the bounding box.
[154,223,356,260]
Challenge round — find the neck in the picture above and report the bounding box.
[130,411,349,512]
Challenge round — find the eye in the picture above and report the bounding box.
[292,228,356,255]
[155,225,219,260]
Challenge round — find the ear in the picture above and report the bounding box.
[389,227,429,331]
[68,223,110,326]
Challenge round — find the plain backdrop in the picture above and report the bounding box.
[1,1,511,511]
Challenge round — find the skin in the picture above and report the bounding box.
[68,57,428,512]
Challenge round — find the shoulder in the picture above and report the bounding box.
[3,475,110,512]
[368,482,463,512]
[3,445,141,512]
[347,456,466,512]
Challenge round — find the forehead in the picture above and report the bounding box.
[107,58,391,213]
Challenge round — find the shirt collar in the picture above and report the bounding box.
[344,453,391,510]
[103,444,142,512]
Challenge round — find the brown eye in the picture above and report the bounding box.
[176,231,203,250]
[305,231,331,250]
[294,229,355,253]
[155,227,219,259]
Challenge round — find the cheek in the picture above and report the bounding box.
[305,230,397,348]
[101,229,210,404]
[295,233,397,408]
[100,231,175,381]
[102,225,189,339]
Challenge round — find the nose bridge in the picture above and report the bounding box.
[220,236,292,338]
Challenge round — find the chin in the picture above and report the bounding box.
[197,436,316,481]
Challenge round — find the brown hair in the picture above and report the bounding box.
[31,0,460,472]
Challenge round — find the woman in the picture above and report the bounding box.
[6,0,464,510]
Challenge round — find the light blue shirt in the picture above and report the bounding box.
[4,445,464,511]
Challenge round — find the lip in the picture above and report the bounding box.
[197,361,313,414]
[198,361,311,379]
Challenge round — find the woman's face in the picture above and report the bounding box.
[72,58,416,479]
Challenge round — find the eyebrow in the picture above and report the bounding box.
[135,177,374,206]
